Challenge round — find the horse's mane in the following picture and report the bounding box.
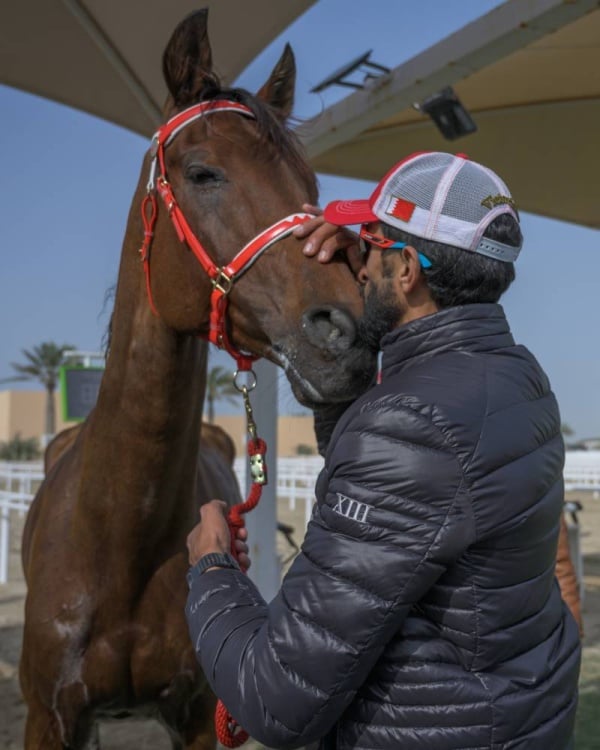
[101,286,115,360]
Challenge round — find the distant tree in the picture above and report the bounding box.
[205,365,241,423]
[561,423,575,437]
[0,342,75,436]
[0,433,41,461]
[296,443,316,456]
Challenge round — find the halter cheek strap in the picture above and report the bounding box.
[139,100,314,371]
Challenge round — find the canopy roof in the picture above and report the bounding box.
[0,0,314,137]
[302,0,600,229]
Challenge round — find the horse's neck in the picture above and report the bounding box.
[99,302,207,462]
[80,204,208,524]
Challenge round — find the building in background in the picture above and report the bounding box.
[0,390,318,458]
[0,391,72,445]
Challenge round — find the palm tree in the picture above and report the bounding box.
[205,365,241,423]
[1,341,75,436]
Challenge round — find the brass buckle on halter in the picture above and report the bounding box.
[156,176,176,213]
[212,269,233,295]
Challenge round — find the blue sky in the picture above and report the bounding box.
[0,0,598,438]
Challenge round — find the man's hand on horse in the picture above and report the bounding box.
[186,500,250,570]
[294,203,362,274]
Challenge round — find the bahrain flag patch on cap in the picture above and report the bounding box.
[385,196,416,222]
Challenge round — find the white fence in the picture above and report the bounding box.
[563,451,600,493]
[233,456,323,529]
[0,462,45,584]
[1,451,598,585]
[0,458,323,585]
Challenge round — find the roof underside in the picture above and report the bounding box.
[302,0,600,229]
[0,0,314,136]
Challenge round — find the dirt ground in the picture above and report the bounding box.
[1,492,599,750]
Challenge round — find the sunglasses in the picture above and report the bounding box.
[358,227,432,269]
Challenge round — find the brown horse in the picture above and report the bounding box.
[19,9,375,750]
[43,421,241,511]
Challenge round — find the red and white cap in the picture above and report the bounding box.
[324,152,522,263]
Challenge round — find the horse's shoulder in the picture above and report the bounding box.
[44,423,83,473]
[200,422,236,465]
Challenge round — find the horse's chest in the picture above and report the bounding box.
[79,609,200,706]
[77,562,198,697]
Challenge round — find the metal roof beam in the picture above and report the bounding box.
[301,0,599,159]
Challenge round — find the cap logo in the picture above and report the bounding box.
[481,194,516,210]
[385,196,416,222]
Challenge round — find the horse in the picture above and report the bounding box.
[43,421,240,505]
[19,9,376,750]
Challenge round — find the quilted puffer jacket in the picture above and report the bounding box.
[186,304,581,750]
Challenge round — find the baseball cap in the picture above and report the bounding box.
[324,152,521,263]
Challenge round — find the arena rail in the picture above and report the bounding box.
[0,458,325,584]
[0,462,45,584]
[1,453,598,584]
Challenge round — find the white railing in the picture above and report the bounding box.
[0,461,45,584]
[564,467,600,492]
[234,456,323,528]
[1,453,598,585]
[0,459,323,584]
[564,451,600,493]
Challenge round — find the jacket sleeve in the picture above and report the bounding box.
[185,395,475,748]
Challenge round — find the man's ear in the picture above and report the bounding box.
[398,246,423,291]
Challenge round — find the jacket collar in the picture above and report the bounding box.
[380,303,514,376]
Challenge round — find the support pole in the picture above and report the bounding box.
[245,359,280,602]
[0,503,9,584]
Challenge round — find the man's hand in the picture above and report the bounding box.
[187,500,251,571]
[294,203,362,274]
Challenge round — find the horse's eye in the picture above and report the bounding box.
[185,165,222,186]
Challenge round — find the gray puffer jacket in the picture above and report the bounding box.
[186,304,580,750]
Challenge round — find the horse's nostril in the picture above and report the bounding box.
[303,307,357,353]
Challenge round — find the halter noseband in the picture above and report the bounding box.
[139,99,314,371]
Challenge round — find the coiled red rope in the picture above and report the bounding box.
[215,436,267,748]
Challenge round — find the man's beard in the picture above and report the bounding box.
[357,278,405,352]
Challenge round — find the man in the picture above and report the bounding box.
[186,152,581,749]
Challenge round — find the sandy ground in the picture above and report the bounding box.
[1,492,599,749]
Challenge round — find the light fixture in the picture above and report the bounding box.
[414,86,477,140]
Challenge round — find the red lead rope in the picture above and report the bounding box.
[215,382,268,748]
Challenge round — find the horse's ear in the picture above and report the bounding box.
[256,44,296,120]
[162,9,215,108]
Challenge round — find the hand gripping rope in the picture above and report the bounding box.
[215,369,267,748]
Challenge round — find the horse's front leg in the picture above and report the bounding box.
[180,691,218,750]
[23,698,98,750]
[23,698,65,750]
[76,721,100,750]
[155,671,217,750]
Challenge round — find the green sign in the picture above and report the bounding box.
[59,366,104,422]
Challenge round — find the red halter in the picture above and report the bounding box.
[139,99,314,371]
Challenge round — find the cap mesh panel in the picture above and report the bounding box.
[385,153,452,211]
[442,162,499,224]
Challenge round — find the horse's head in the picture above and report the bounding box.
[141,9,376,406]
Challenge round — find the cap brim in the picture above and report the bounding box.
[323,199,378,226]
